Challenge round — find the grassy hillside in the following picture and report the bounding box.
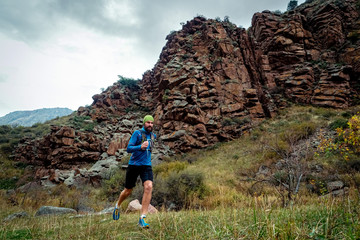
[1,105,360,239]
[1,201,359,239]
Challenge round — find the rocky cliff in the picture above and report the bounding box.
[13,0,360,186]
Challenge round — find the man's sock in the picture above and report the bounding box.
[140,214,146,219]
[115,203,119,208]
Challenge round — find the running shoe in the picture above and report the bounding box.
[138,216,149,228]
[112,205,120,220]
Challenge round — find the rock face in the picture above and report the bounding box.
[13,0,360,186]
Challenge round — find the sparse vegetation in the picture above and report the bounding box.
[70,115,97,132]
[117,75,140,91]
[1,105,360,239]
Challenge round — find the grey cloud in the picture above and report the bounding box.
[0,0,140,42]
[0,0,299,44]
[0,0,298,70]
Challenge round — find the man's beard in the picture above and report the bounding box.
[145,126,153,132]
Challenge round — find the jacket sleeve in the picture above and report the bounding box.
[127,131,142,153]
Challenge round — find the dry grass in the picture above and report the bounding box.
[1,105,360,239]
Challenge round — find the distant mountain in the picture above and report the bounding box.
[0,108,74,127]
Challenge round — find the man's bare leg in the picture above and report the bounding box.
[116,188,133,207]
[141,180,153,215]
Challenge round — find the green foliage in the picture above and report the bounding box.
[347,31,360,43]
[165,169,207,209]
[101,167,126,201]
[125,106,150,113]
[153,161,188,178]
[3,229,33,240]
[329,118,348,130]
[70,115,96,132]
[0,178,17,189]
[317,112,360,161]
[279,122,316,143]
[311,60,329,69]
[133,165,207,210]
[306,177,328,195]
[311,108,337,119]
[222,117,251,127]
[162,89,170,103]
[287,0,298,11]
[117,75,140,91]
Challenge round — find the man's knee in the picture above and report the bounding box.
[123,188,133,196]
[143,181,153,193]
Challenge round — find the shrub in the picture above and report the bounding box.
[117,75,140,91]
[329,118,348,130]
[101,167,126,201]
[153,161,188,178]
[222,117,250,127]
[166,169,207,209]
[70,115,96,132]
[317,112,360,161]
[0,143,14,155]
[312,108,337,119]
[0,178,17,190]
[280,122,316,144]
[306,177,328,196]
[133,168,207,210]
[348,31,360,43]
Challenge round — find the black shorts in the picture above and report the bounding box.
[124,165,153,189]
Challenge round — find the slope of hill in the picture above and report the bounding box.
[1,105,359,239]
[10,0,360,188]
[0,108,74,127]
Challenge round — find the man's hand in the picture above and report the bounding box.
[141,141,149,150]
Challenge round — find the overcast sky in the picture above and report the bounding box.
[0,0,306,117]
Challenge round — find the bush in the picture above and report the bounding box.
[317,112,360,161]
[0,143,14,155]
[329,118,348,130]
[280,122,316,143]
[133,168,208,210]
[222,117,250,127]
[117,75,140,91]
[348,31,360,43]
[0,178,17,189]
[153,161,188,178]
[166,169,207,209]
[101,167,126,201]
[313,108,336,119]
[70,115,96,132]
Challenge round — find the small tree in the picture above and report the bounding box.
[287,0,298,11]
[317,112,360,160]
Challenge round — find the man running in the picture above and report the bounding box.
[113,115,156,228]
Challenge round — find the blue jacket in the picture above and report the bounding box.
[127,127,156,166]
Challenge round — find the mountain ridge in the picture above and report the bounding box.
[0,108,74,127]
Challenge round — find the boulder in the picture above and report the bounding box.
[327,181,345,192]
[99,207,114,215]
[3,211,29,222]
[126,199,158,214]
[35,206,77,216]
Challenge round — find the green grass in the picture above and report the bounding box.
[1,197,359,239]
[2,105,360,239]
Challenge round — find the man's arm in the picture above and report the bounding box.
[126,131,142,153]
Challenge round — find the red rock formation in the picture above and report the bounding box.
[13,0,360,173]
